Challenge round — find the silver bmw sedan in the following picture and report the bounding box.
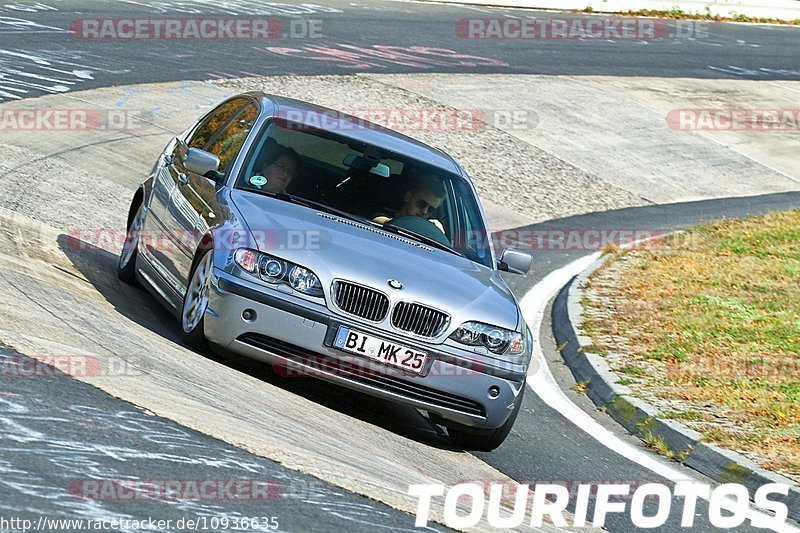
[119,92,533,451]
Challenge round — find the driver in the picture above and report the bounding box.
[373,173,445,233]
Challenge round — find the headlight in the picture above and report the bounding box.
[261,258,285,280]
[288,265,320,294]
[450,321,525,356]
[234,248,323,298]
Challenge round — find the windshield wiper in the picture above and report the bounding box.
[268,191,367,224]
[381,223,463,257]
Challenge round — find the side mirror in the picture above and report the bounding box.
[498,248,532,275]
[185,147,222,182]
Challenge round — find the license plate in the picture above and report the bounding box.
[333,325,427,374]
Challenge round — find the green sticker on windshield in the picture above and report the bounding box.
[249,175,268,187]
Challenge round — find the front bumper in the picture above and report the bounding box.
[205,269,527,429]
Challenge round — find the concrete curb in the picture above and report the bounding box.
[426,0,800,22]
[551,254,800,522]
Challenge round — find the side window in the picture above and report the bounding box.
[453,180,490,266]
[187,97,250,151]
[205,103,259,174]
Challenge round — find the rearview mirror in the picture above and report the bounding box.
[343,154,390,177]
[185,147,222,181]
[369,163,390,178]
[498,248,532,275]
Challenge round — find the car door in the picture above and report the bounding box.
[144,97,254,298]
[171,100,260,289]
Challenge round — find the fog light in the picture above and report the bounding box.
[242,309,256,322]
[488,386,500,399]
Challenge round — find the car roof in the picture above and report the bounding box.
[256,92,465,176]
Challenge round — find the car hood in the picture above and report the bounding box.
[230,190,520,332]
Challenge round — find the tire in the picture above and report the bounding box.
[180,249,213,350]
[118,200,143,286]
[448,385,525,452]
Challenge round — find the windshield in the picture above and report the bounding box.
[235,120,494,268]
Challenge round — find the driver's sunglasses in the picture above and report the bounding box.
[414,197,439,215]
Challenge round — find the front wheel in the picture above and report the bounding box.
[181,249,213,350]
[118,201,143,285]
[448,385,525,452]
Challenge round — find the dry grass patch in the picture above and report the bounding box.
[583,210,800,481]
[595,7,800,25]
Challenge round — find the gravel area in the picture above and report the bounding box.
[216,75,647,224]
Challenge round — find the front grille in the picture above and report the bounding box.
[237,333,485,418]
[391,302,449,338]
[333,281,390,322]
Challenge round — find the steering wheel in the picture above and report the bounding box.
[388,216,451,247]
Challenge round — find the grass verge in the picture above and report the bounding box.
[584,7,800,25]
[583,209,800,481]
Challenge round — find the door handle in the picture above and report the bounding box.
[178,173,189,186]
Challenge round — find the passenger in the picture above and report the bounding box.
[253,147,300,194]
[374,173,445,233]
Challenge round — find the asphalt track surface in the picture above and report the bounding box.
[1,1,800,531]
[0,345,446,532]
[1,0,800,105]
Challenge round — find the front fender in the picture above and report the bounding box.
[125,176,154,230]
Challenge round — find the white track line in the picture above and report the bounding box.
[520,253,799,532]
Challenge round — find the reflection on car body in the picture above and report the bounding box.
[118,92,534,451]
